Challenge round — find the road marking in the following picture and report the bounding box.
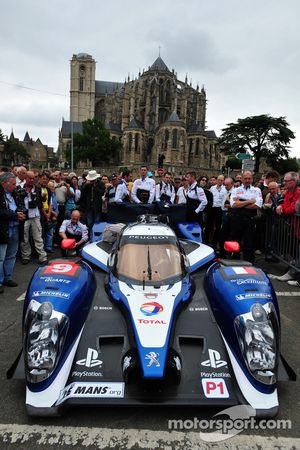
[276,291,300,297]
[0,424,298,449]
[16,292,26,302]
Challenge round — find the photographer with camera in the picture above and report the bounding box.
[19,171,48,265]
[0,173,26,293]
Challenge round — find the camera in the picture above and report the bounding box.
[16,186,27,213]
[28,191,37,209]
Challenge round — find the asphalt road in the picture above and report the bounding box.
[0,252,299,449]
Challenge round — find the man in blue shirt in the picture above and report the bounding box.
[0,173,26,293]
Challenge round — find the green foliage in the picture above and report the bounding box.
[0,129,6,143]
[226,157,242,169]
[3,138,30,165]
[268,157,299,175]
[219,114,295,173]
[65,118,122,167]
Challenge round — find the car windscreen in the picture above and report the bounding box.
[116,236,183,284]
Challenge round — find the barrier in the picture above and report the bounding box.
[265,212,300,273]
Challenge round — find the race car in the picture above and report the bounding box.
[8,214,295,417]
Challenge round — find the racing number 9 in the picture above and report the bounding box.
[42,262,80,276]
[50,263,74,273]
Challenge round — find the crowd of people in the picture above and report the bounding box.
[0,164,299,294]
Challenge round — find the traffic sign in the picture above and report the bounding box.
[236,152,251,160]
[242,159,255,171]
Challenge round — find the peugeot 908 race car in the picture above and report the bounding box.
[8,215,294,416]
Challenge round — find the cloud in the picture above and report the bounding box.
[145,28,236,76]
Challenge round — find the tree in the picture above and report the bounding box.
[65,118,122,167]
[225,157,242,170]
[0,129,6,143]
[3,138,30,166]
[268,157,299,175]
[219,114,295,173]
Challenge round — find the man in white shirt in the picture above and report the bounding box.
[155,172,175,204]
[114,170,132,203]
[186,171,207,226]
[16,166,27,188]
[229,171,262,262]
[206,174,227,247]
[131,166,155,204]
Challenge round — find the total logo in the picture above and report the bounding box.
[140,302,164,316]
[201,349,227,368]
[76,348,103,368]
[137,318,166,324]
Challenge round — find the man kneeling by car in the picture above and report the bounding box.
[59,209,88,256]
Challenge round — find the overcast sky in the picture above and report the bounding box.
[0,0,299,158]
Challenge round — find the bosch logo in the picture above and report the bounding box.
[140,302,163,316]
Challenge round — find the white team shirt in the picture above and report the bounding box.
[230,184,263,208]
[131,177,155,204]
[176,186,188,204]
[187,182,208,213]
[115,180,129,203]
[155,181,175,203]
[210,184,227,208]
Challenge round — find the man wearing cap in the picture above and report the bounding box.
[105,174,120,204]
[80,170,105,231]
[131,166,155,204]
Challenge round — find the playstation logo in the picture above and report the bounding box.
[201,349,227,368]
[76,348,103,368]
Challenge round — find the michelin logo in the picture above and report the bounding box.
[201,349,227,368]
[32,291,70,299]
[235,293,272,301]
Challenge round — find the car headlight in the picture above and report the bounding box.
[24,300,69,383]
[234,302,279,385]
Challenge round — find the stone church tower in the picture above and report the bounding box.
[62,52,222,173]
[70,53,95,122]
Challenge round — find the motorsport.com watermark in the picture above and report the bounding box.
[167,406,292,442]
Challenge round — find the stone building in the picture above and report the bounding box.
[2,131,54,168]
[60,52,224,173]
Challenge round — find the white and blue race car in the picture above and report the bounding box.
[8,214,295,416]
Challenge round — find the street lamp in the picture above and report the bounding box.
[71,120,74,171]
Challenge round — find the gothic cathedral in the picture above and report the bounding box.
[60,52,222,172]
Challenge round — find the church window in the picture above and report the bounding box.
[204,149,207,159]
[189,139,193,154]
[172,129,178,149]
[79,77,84,91]
[195,138,200,156]
[128,133,132,151]
[135,133,139,153]
[164,129,169,149]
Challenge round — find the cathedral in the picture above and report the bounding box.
[59,52,223,173]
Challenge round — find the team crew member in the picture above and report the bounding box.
[206,174,227,247]
[115,170,132,203]
[229,171,262,263]
[131,166,155,204]
[105,174,120,204]
[186,171,207,225]
[155,172,175,204]
[59,209,88,255]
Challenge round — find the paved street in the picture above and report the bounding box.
[0,252,299,449]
